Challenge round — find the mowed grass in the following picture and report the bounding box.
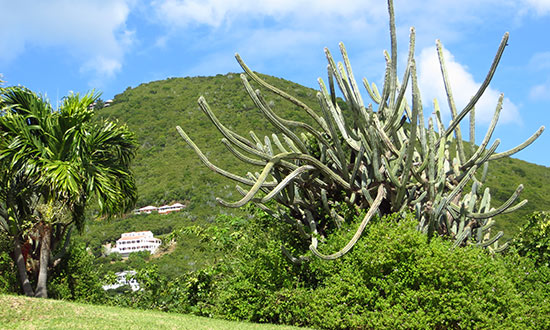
[0,295,307,330]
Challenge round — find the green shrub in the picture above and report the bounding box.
[0,238,17,294]
[513,211,550,266]
[208,212,550,329]
[48,243,106,304]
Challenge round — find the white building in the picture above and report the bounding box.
[102,270,140,291]
[158,202,185,214]
[134,205,158,214]
[111,231,161,257]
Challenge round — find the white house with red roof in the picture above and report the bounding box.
[158,202,185,214]
[111,231,161,257]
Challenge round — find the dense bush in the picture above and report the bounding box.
[103,264,214,316]
[205,211,550,329]
[48,243,106,304]
[0,236,17,294]
[513,211,550,266]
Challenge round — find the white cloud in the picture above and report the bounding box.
[529,51,550,71]
[417,45,520,125]
[0,0,134,78]
[151,0,385,28]
[529,82,550,100]
[521,0,550,15]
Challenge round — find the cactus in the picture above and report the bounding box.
[177,0,544,260]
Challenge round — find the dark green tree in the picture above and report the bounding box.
[0,87,137,297]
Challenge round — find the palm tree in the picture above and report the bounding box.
[0,87,136,297]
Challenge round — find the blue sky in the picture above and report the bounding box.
[1,0,549,166]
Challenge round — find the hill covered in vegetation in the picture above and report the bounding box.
[95,73,549,234]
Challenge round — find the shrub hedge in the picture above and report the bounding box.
[207,212,550,329]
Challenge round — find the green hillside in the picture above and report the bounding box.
[90,72,549,244]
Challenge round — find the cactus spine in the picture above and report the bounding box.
[177,0,544,259]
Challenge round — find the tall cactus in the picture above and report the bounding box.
[177,0,544,260]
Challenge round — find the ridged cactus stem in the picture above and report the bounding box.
[437,39,466,165]
[489,126,545,160]
[310,185,386,260]
[461,94,503,169]
[235,53,327,131]
[437,32,509,148]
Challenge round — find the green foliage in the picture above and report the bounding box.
[0,236,17,294]
[0,86,137,297]
[104,264,214,316]
[48,243,106,304]
[207,212,550,329]
[513,211,550,266]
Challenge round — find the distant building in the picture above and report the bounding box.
[102,270,140,291]
[134,205,158,214]
[104,99,113,107]
[158,202,185,214]
[110,231,161,257]
[133,203,185,215]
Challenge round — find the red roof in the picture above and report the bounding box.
[119,235,145,241]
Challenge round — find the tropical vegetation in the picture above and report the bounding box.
[0,86,136,298]
[0,0,549,328]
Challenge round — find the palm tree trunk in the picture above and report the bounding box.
[35,223,51,298]
[13,236,34,297]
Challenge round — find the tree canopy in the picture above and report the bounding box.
[0,86,137,297]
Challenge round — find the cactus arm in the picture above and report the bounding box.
[260,165,316,203]
[279,153,351,190]
[453,226,472,248]
[372,114,400,156]
[239,75,310,154]
[377,61,392,117]
[309,184,386,260]
[327,65,338,105]
[438,32,509,147]
[317,89,350,176]
[387,0,398,111]
[466,184,526,219]
[235,53,327,131]
[362,77,382,104]
[177,126,278,187]
[221,138,266,166]
[437,39,466,165]
[395,59,420,206]
[472,139,500,167]
[271,134,289,153]
[461,94,503,169]
[349,143,366,188]
[428,118,436,200]
[198,96,272,160]
[489,125,545,160]
[325,47,351,103]
[339,42,365,110]
[447,165,478,204]
[470,104,476,152]
[262,98,332,150]
[479,187,491,213]
[385,27,415,133]
[217,161,276,207]
[433,98,446,136]
[281,245,309,264]
[317,81,361,151]
[479,231,504,247]
[264,135,274,156]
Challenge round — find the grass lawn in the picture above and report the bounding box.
[0,294,307,330]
